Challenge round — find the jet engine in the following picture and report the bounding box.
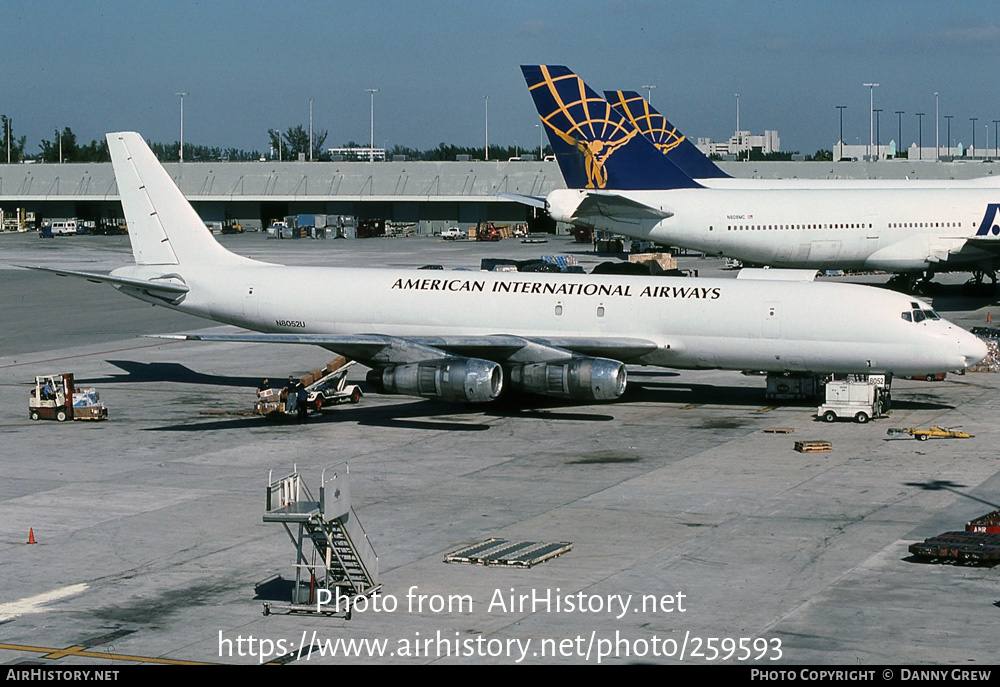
[508,357,627,400]
[366,358,502,403]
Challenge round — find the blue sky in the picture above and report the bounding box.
[3,1,999,156]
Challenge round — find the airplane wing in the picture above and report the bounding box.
[956,238,1000,258]
[573,192,673,222]
[18,265,189,298]
[149,332,662,366]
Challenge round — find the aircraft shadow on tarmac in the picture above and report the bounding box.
[902,480,999,510]
[79,360,263,388]
[626,381,770,406]
[147,391,618,433]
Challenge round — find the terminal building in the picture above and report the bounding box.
[1,153,997,233]
[0,158,561,234]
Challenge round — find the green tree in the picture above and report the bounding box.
[806,149,833,162]
[268,125,327,160]
[38,127,109,162]
[39,127,77,162]
[1,115,27,163]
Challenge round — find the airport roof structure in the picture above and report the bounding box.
[0,160,566,204]
[3,157,998,206]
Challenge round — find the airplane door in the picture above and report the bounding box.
[866,215,879,240]
[763,301,780,339]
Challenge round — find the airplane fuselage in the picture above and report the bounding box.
[548,187,1000,273]
[111,262,983,377]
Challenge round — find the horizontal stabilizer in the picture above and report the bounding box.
[574,193,673,221]
[495,192,547,209]
[18,265,189,295]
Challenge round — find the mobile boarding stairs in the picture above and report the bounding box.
[263,464,379,617]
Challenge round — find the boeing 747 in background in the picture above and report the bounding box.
[521,65,1000,286]
[603,88,1000,190]
[23,132,985,405]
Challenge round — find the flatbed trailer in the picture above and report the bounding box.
[908,531,1000,563]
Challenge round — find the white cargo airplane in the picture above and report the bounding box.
[520,66,1000,280]
[22,132,986,404]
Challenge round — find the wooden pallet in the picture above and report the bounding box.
[762,427,794,434]
[794,440,831,453]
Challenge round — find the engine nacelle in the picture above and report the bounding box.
[366,358,502,403]
[508,357,626,401]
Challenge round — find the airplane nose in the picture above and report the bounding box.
[960,332,988,369]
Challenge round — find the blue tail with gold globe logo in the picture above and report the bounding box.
[520,65,701,191]
[604,89,731,180]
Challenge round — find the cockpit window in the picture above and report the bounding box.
[912,310,926,323]
[910,302,921,309]
[923,310,940,320]
[901,312,912,322]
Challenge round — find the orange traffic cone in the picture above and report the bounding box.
[27,528,36,544]
[988,312,992,323]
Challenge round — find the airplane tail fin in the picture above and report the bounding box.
[106,132,255,267]
[520,65,700,191]
[604,90,731,180]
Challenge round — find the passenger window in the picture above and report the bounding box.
[901,312,912,322]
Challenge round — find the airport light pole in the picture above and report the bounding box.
[734,93,740,133]
[945,115,953,156]
[994,120,999,159]
[971,117,978,158]
[176,92,188,162]
[536,123,542,160]
[309,98,313,162]
[365,88,379,163]
[484,95,489,161]
[642,84,657,105]
[874,109,882,160]
[895,111,904,158]
[934,92,939,161]
[863,83,878,160]
[916,113,924,160]
[836,105,846,161]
